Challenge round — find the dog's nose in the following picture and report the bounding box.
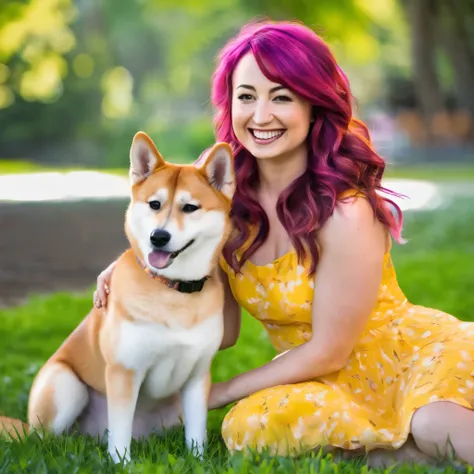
[150,229,171,247]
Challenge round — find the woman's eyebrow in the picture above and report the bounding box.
[236,84,288,93]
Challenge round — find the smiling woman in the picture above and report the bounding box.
[213,22,403,276]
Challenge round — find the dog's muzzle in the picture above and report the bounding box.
[148,229,195,269]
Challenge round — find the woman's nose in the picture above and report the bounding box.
[253,100,273,125]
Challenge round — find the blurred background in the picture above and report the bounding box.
[2,0,474,167]
[0,0,473,307]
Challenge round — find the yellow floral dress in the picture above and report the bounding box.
[219,197,474,456]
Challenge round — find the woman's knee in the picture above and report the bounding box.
[411,403,435,439]
[410,401,464,458]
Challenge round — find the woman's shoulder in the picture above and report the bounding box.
[333,188,377,225]
[333,188,372,219]
[320,188,387,254]
[331,191,375,228]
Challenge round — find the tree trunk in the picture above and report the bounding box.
[438,0,474,134]
[406,0,444,141]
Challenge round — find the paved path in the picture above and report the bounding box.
[0,199,129,308]
[0,172,472,308]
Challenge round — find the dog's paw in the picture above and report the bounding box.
[108,445,131,465]
[186,439,205,459]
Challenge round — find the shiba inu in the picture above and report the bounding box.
[0,132,235,463]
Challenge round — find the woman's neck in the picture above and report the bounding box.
[256,146,308,199]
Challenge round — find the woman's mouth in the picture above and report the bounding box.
[249,128,285,145]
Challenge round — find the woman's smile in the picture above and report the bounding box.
[249,128,286,145]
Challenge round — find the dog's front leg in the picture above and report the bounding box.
[181,372,210,457]
[105,364,143,464]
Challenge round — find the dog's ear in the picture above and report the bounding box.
[198,143,235,199]
[129,132,165,185]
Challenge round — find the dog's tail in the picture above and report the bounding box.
[0,415,29,440]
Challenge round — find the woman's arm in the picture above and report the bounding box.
[209,196,387,408]
[218,265,242,350]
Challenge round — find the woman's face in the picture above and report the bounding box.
[231,53,312,161]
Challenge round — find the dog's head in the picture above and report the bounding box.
[125,132,235,282]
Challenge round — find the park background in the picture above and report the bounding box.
[1,0,474,472]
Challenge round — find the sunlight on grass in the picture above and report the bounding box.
[0,171,130,201]
[0,170,442,211]
[0,159,48,174]
[384,163,474,181]
[0,159,128,175]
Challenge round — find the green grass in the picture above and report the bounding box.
[0,159,129,176]
[0,159,50,174]
[0,160,179,176]
[1,198,474,472]
[384,163,474,181]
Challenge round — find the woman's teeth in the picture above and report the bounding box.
[252,129,284,140]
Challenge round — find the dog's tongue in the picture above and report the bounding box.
[148,250,172,269]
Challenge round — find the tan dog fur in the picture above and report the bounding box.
[0,132,235,463]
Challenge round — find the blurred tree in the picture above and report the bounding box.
[435,0,474,135]
[0,0,254,165]
[399,0,474,142]
[240,0,381,64]
[3,0,472,166]
[405,0,443,135]
[0,0,77,107]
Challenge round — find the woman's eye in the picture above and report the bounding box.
[274,95,292,102]
[149,201,161,210]
[237,94,253,101]
[182,204,200,213]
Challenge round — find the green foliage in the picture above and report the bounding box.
[0,0,411,169]
[0,0,77,107]
[1,199,474,471]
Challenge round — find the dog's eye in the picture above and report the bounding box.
[149,200,161,211]
[182,204,200,213]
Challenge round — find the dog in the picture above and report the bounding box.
[0,132,235,463]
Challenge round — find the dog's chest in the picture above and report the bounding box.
[113,314,223,399]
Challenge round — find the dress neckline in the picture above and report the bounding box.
[246,247,296,268]
[241,188,381,270]
[244,247,391,271]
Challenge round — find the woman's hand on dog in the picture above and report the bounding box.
[93,260,117,308]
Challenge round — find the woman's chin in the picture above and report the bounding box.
[246,143,284,160]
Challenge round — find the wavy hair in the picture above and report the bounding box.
[211,20,404,275]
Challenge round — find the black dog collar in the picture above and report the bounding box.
[136,257,208,293]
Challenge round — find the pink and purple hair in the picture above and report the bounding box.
[211,20,403,275]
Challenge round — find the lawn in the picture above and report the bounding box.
[0,159,129,176]
[384,163,474,182]
[1,197,474,473]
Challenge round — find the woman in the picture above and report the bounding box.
[94,20,474,466]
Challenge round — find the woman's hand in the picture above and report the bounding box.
[208,381,232,410]
[93,260,117,308]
